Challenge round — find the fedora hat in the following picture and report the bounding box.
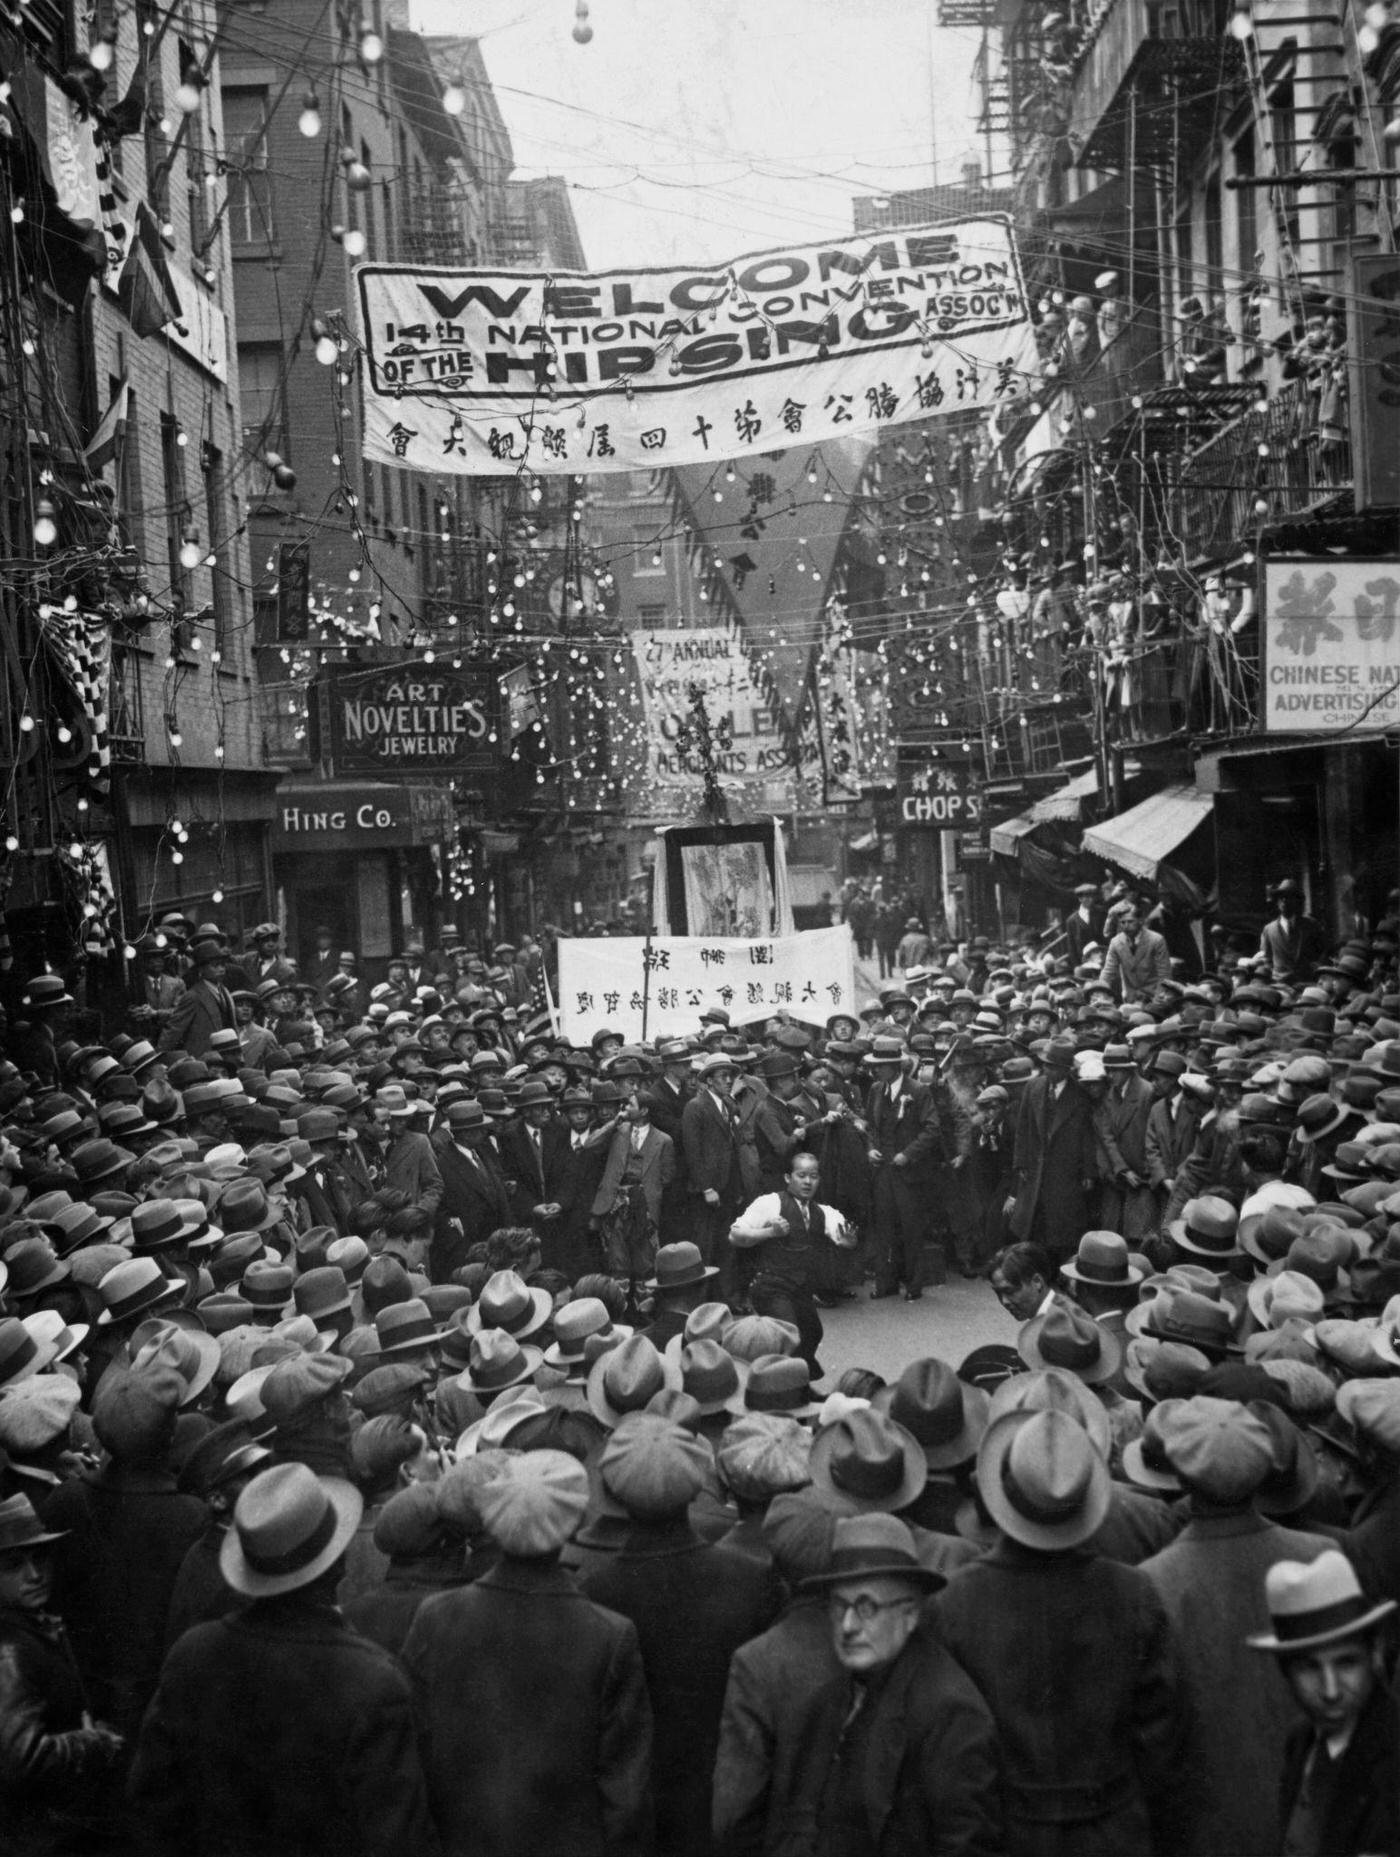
[800,1512,944,1593]
[808,1408,927,1515]
[293,1267,353,1327]
[1121,1405,1185,1492]
[1246,1268,1326,1331]
[862,1036,908,1069]
[128,1320,221,1406]
[543,1298,630,1372]
[1241,1203,1309,1269]
[218,1179,281,1235]
[220,1463,361,1598]
[0,1493,67,1552]
[462,1329,544,1399]
[0,1318,60,1387]
[1122,1336,1212,1404]
[70,1139,135,1186]
[453,1384,547,1457]
[1248,1548,1396,1654]
[976,1407,1111,1551]
[664,1338,747,1416]
[645,1242,719,1295]
[129,1199,204,1255]
[1060,1230,1147,1288]
[740,1352,819,1415]
[373,1299,452,1357]
[873,1357,990,1471]
[587,1335,678,1427]
[21,974,73,1011]
[1017,1302,1121,1385]
[1141,1289,1238,1356]
[22,1307,90,1366]
[1169,1196,1243,1261]
[95,1257,183,1327]
[466,1269,552,1341]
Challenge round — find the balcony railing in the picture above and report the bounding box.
[1065,0,1240,167]
[108,645,147,765]
[1171,376,1352,560]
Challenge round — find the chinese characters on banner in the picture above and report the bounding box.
[556,926,856,1044]
[353,217,1035,475]
[1262,559,1400,732]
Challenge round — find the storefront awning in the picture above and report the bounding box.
[1029,760,1141,824]
[988,814,1039,856]
[1082,784,1214,883]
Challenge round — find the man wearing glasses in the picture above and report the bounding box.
[712,1513,1002,1857]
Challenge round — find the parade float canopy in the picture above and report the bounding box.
[1083,785,1214,884]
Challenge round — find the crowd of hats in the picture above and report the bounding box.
[0,903,1397,1608]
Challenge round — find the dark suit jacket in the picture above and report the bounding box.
[402,1557,653,1857]
[129,1596,437,1857]
[715,1611,1003,1857]
[864,1078,944,1179]
[593,1123,676,1226]
[500,1119,573,1219]
[583,1519,778,1857]
[1278,1683,1398,1857]
[158,978,236,1056]
[429,1132,513,1279]
[1009,1074,1096,1247]
[682,1090,743,1204]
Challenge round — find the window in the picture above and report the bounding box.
[203,443,230,656]
[633,528,665,574]
[1204,172,1223,293]
[1233,126,1258,274]
[380,464,394,534]
[238,343,286,459]
[1270,75,1300,242]
[636,603,667,628]
[1173,201,1194,308]
[181,39,209,254]
[116,379,146,557]
[160,411,191,617]
[223,87,273,245]
[360,140,376,252]
[381,179,394,262]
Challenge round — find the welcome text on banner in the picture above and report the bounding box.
[556,926,856,1044]
[354,216,1034,476]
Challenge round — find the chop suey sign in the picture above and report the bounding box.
[321,665,496,774]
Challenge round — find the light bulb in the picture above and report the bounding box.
[342,228,366,258]
[179,537,201,570]
[212,888,223,903]
[1227,6,1253,34]
[171,850,184,864]
[56,725,72,743]
[33,500,57,546]
[175,78,202,114]
[443,81,465,114]
[315,334,337,365]
[89,33,114,69]
[298,91,322,137]
[358,25,383,62]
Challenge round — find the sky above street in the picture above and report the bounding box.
[410,0,985,269]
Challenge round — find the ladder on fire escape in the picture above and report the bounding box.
[1237,0,1396,314]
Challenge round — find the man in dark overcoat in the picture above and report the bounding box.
[129,1463,436,1857]
[1007,1040,1097,1262]
[402,1450,653,1857]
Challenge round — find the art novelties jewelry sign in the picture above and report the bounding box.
[317,664,497,774]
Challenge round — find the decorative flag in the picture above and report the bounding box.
[84,376,129,472]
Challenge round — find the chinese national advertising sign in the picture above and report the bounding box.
[1261,559,1400,733]
[557,926,855,1043]
[354,216,1034,475]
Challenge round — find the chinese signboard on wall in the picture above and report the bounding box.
[557,925,855,1043]
[354,216,1034,476]
[895,750,983,828]
[318,664,497,775]
[1261,559,1400,733]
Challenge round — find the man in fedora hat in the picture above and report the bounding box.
[1008,1040,1097,1263]
[429,1101,513,1283]
[1248,1549,1398,1857]
[403,1450,653,1857]
[158,946,237,1060]
[1259,878,1327,985]
[681,1054,748,1299]
[864,1036,946,1302]
[716,1512,1001,1857]
[937,1409,1185,1857]
[130,1463,436,1856]
[591,1090,674,1292]
[1139,1396,1336,1857]
[373,1087,443,1225]
[0,1493,124,1849]
[1093,1044,1157,1241]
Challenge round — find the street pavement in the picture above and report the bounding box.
[814,1274,1013,1388]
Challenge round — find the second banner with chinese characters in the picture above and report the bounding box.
[556,925,855,1043]
[354,216,1034,475]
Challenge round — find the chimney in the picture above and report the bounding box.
[962,161,982,191]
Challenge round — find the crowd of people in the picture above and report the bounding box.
[0,880,1396,1854]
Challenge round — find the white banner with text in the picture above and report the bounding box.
[557,925,856,1043]
[354,216,1034,475]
